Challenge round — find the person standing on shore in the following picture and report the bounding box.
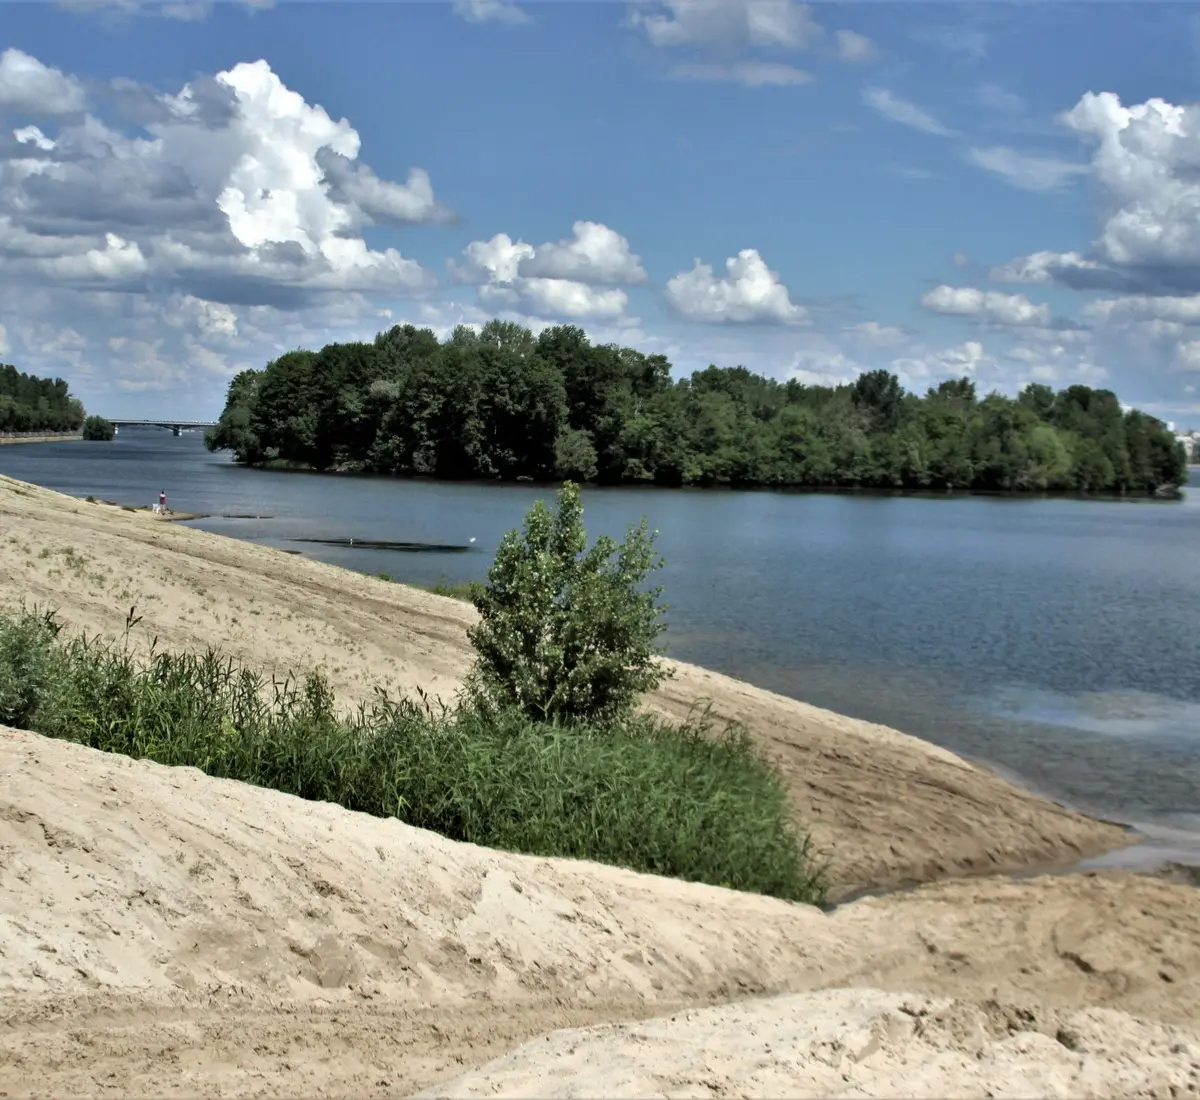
[159,489,167,514]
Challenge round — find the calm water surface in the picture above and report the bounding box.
[3,430,1198,844]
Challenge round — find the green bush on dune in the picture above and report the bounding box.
[0,484,827,903]
[465,481,672,724]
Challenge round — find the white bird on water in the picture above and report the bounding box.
[469,537,477,543]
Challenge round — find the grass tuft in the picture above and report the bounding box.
[0,606,826,904]
[375,572,480,603]
[426,577,480,601]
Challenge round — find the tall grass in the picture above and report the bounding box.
[0,607,826,903]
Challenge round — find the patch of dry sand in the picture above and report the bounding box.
[0,474,1130,898]
[1,728,1198,1098]
[417,989,1200,1099]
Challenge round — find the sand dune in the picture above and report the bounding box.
[2,727,1198,1098]
[3,473,1198,1098]
[418,989,1200,1100]
[0,474,1130,898]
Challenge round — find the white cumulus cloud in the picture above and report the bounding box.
[451,0,530,24]
[989,250,1104,286]
[992,92,1200,296]
[891,340,988,384]
[0,54,446,304]
[450,222,644,320]
[0,48,87,116]
[517,279,629,319]
[786,349,860,388]
[1084,294,1200,327]
[920,285,1051,327]
[163,294,240,339]
[451,232,535,286]
[520,221,647,284]
[629,0,823,51]
[665,248,807,324]
[1004,341,1107,386]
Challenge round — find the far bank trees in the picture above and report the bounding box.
[0,365,85,435]
[205,321,1187,496]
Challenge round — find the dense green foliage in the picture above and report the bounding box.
[466,482,671,723]
[0,607,825,903]
[0,364,85,434]
[206,321,1187,495]
[82,415,116,442]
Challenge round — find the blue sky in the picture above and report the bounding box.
[3,1,1200,426]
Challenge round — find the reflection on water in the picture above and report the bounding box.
[973,686,1200,742]
[1,430,1198,845]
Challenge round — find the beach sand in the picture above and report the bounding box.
[2,472,1197,1098]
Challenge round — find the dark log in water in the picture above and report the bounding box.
[290,538,474,553]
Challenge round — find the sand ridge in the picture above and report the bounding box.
[1,726,1198,1097]
[417,990,1200,1100]
[0,474,1130,898]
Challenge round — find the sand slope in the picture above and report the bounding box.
[2,726,1198,1098]
[418,989,1200,1100]
[0,474,1129,897]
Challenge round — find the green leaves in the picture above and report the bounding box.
[82,415,115,441]
[202,319,1186,497]
[0,364,86,434]
[465,481,672,724]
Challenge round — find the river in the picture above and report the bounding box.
[2,429,1197,857]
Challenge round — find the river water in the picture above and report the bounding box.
[2,429,1198,854]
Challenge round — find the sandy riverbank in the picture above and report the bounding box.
[3,472,1199,1097]
[0,473,1133,897]
[2,725,1198,1098]
[0,433,81,445]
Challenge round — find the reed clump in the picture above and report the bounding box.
[0,606,826,904]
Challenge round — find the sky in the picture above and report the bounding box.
[3,0,1200,425]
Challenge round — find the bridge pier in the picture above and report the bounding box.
[172,426,182,437]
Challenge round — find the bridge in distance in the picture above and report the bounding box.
[110,419,217,437]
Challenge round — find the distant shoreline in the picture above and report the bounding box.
[0,433,82,446]
[224,457,1189,503]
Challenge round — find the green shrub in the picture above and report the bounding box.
[465,481,672,723]
[0,607,826,904]
[82,415,116,441]
[0,607,62,728]
[429,577,480,601]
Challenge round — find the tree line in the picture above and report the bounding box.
[205,320,1187,496]
[0,364,85,434]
